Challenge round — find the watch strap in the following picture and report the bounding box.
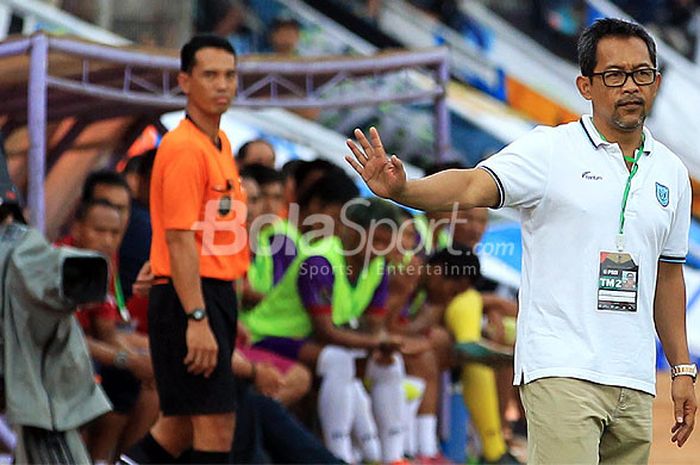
[671,363,697,382]
[186,307,207,321]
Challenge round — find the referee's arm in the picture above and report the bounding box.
[166,229,205,312]
[166,229,218,378]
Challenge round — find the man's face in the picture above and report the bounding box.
[73,205,123,257]
[260,181,285,216]
[367,225,395,260]
[577,36,660,133]
[452,208,488,249]
[271,25,300,55]
[243,142,275,168]
[303,201,343,237]
[179,47,237,117]
[92,183,131,228]
[242,177,262,225]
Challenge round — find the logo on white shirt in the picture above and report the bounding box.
[656,182,669,207]
[581,171,603,181]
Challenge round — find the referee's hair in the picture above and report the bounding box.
[181,34,236,73]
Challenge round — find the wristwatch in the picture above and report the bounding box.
[671,364,697,383]
[114,350,129,369]
[186,307,207,321]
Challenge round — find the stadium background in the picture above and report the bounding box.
[1,0,699,463]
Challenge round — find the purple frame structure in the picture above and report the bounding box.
[0,33,450,232]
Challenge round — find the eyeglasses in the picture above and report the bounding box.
[589,68,658,87]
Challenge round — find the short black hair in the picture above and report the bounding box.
[427,243,481,282]
[577,18,657,77]
[240,164,284,187]
[122,155,143,176]
[75,198,120,222]
[236,139,275,163]
[293,159,337,200]
[181,34,237,73]
[281,159,304,179]
[298,167,359,210]
[137,148,156,181]
[345,197,403,230]
[81,170,130,203]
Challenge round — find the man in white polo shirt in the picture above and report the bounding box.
[346,18,696,465]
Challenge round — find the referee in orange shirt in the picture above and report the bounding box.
[123,35,248,465]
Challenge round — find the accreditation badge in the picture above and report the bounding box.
[597,251,638,312]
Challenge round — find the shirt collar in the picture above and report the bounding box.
[580,114,654,155]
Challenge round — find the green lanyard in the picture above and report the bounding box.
[597,129,645,251]
[617,144,644,240]
[113,274,131,323]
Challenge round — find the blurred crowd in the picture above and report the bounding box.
[484,0,700,63]
[2,136,527,464]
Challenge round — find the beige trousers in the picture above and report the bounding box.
[520,377,653,465]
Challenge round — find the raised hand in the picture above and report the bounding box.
[345,127,407,200]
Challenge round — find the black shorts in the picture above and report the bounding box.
[148,278,238,416]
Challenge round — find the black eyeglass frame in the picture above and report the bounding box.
[588,68,659,87]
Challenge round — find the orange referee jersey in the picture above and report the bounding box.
[150,117,249,281]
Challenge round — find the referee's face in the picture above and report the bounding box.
[180,47,237,116]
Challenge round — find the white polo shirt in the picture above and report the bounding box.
[478,115,691,395]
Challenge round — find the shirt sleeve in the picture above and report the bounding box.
[660,174,691,263]
[477,126,552,210]
[271,234,297,285]
[297,256,334,315]
[366,267,389,316]
[159,142,207,230]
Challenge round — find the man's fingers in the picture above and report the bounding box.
[203,352,217,378]
[354,128,373,158]
[207,346,219,376]
[674,402,684,425]
[187,350,203,374]
[369,127,385,153]
[346,139,368,165]
[345,155,365,177]
[671,423,692,447]
[673,425,689,447]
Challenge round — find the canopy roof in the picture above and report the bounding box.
[0,33,449,234]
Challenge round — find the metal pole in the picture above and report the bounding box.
[434,59,450,161]
[28,33,48,232]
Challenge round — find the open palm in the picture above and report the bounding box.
[345,127,407,200]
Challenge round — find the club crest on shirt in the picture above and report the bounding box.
[655,182,669,207]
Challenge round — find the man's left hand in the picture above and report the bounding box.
[671,376,697,447]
